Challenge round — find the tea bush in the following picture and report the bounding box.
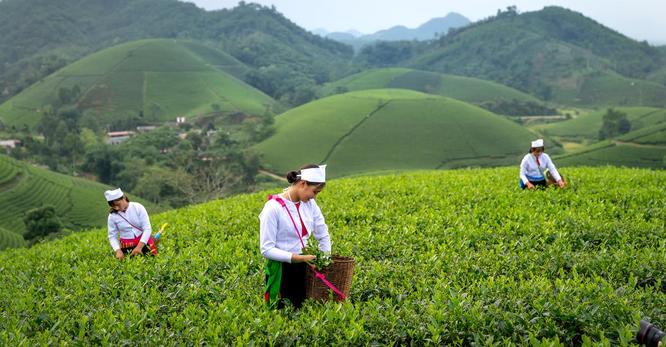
[0,167,664,345]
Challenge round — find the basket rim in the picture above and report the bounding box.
[330,255,354,262]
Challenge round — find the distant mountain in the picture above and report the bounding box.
[0,0,353,103]
[357,6,666,106]
[326,32,358,41]
[311,28,330,36]
[366,13,471,41]
[345,29,365,37]
[317,29,363,38]
[325,13,470,51]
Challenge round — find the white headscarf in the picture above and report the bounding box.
[299,165,326,183]
[104,188,124,201]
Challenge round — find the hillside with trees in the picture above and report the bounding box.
[0,39,276,129]
[356,6,666,107]
[0,0,354,106]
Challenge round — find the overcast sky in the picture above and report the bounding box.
[185,0,665,44]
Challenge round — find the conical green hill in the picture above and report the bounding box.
[255,89,541,177]
[0,39,275,128]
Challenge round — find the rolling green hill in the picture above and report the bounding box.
[616,122,666,145]
[0,167,664,344]
[0,154,161,249]
[537,107,666,141]
[401,7,666,107]
[0,0,353,104]
[320,68,540,104]
[255,89,543,177]
[0,39,276,128]
[555,123,666,169]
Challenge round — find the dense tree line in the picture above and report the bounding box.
[476,99,559,116]
[7,86,273,208]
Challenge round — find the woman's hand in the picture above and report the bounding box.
[130,242,145,256]
[558,180,566,188]
[292,254,316,263]
[526,182,535,189]
[115,249,125,260]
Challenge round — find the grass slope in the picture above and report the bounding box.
[0,167,664,344]
[555,123,666,169]
[255,89,541,177]
[577,71,666,106]
[321,68,540,104]
[617,122,666,145]
[537,107,666,141]
[0,154,161,246]
[0,39,275,128]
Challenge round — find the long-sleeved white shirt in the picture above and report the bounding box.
[259,196,331,263]
[107,202,152,251]
[519,152,562,184]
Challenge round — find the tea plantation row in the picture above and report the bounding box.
[0,167,664,345]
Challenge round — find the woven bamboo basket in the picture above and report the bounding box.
[305,255,355,302]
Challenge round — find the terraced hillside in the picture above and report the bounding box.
[255,89,543,177]
[0,39,276,128]
[556,123,666,168]
[0,167,664,344]
[321,68,540,104]
[0,154,160,249]
[0,225,25,250]
[537,107,666,141]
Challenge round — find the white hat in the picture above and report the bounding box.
[531,139,544,148]
[299,165,326,183]
[104,188,124,202]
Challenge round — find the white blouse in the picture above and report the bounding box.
[107,202,152,251]
[259,196,331,263]
[519,153,562,184]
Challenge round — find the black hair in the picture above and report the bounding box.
[108,196,130,214]
[286,164,326,187]
[529,146,545,153]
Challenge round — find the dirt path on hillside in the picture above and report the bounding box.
[258,169,285,182]
[321,101,391,163]
[612,140,666,149]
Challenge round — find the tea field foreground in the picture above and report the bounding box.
[1,167,665,345]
